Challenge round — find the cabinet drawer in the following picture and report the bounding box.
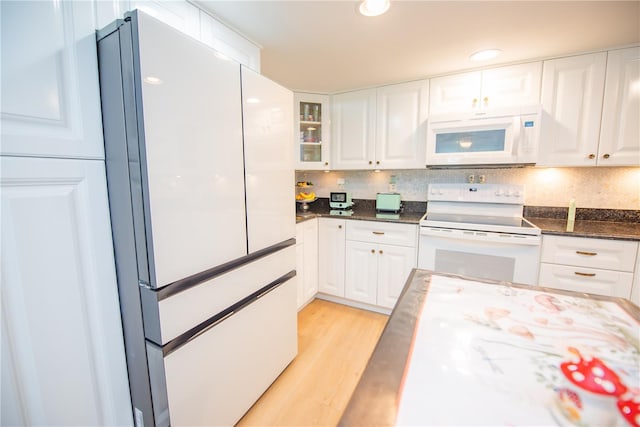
[540,235,638,272]
[154,246,295,344]
[346,220,417,247]
[539,263,633,298]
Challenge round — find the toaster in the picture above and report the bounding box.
[376,193,402,213]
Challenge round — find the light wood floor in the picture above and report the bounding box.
[237,299,389,426]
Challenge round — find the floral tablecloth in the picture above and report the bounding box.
[396,274,640,426]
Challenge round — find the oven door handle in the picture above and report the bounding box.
[420,227,541,246]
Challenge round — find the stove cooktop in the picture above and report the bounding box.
[419,212,541,236]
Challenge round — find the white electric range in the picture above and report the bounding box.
[418,183,541,285]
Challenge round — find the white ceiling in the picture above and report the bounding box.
[194,1,640,94]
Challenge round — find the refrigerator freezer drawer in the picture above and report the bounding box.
[148,245,295,345]
[149,277,297,426]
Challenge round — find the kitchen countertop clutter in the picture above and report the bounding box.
[297,199,640,241]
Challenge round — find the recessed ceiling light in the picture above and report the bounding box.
[470,49,502,61]
[359,0,390,16]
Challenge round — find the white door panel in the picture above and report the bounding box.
[1,157,131,426]
[1,0,104,159]
[598,47,640,166]
[137,13,247,286]
[164,279,297,426]
[377,245,416,309]
[242,66,295,253]
[345,241,378,305]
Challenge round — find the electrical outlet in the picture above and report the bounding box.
[479,175,486,184]
[337,178,345,185]
[467,174,475,183]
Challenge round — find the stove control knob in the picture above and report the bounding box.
[505,189,512,197]
[430,187,437,195]
[513,189,521,197]
[495,189,503,196]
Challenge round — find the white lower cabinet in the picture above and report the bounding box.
[318,218,346,297]
[345,221,417,309]
[539,235,638,299]
[295,219,318,309]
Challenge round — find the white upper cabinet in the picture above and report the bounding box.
[375,80,429,169]
[429,62,542,115]
[331,89,377,169]
[332,80,428,170]
[130,0,200,40]
[538,52,607,166]
[199,11,261,72]
[598,47,640,166]
[295,93,331,170]
[1,0,104,159]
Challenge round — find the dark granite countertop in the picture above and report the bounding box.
[296,198,425,225]
[524,206,640,241]
[526,217,640,241]
[296,201,640,241]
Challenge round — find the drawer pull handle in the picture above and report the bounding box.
[576,251,598,256]
[574,272,596,277]
[372,231,385,235]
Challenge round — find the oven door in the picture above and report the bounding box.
[418,227,541,285]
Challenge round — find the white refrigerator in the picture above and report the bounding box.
[97,10,296,426]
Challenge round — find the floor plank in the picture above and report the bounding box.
[237,299,389,426]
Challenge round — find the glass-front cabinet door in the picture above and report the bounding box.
[295,93,330,170]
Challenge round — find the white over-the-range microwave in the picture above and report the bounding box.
[426,106,541,166]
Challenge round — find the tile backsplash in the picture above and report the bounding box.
[296,166,640,210]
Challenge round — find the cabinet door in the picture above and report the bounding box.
[331,89,377,170]
[199,11,261,72]
[429,71,481,115]
[130,0,201,40]
[1,157,132,426]
[376,244,417,309]
[345,241,379,305]
[242,66,295,253]
[598,47,640,166]
[302,219,319,303]
[539,263,633,299]
[0,1,104,159]
[538,53,607,166]
[376,80,429,169]
[318,218,346,296]
[481,62,542,109]
[295,93,331,170]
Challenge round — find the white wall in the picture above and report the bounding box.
[296,166,640,210]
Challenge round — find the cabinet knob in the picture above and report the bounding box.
[324,161,329,166]
[483,96,489,106]
[368,160,373,165]
[370,249,375,254]
[338,225,342,229]
[588,154,596,159]
[379,250,383,254]
[602,153,610,159]
[472,98,478,107]
[376,160,380,165]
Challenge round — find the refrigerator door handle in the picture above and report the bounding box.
[160,270,296,357]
